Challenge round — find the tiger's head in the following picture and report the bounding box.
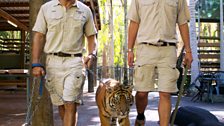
[104,79,134,118]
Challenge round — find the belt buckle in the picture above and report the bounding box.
[157,42,164,46]
[57,52,64,56]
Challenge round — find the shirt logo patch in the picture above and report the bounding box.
[76,10,83,14]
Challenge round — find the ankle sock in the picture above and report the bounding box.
[137,113,145,120]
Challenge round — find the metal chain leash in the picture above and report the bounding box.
[23,77,43,126]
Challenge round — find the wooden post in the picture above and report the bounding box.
[30,0,53,126]
[87,56,97,92]
[20,30,25,68]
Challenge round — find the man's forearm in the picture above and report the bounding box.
[128,21,139,50]
[87,35,97,55]
[32,32,45,63]
[179,23,191,52]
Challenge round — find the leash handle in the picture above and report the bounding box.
[39,76,45,96]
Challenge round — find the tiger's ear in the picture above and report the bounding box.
[123,85,134,90]
[128,85,134,91]
[129,85,134,89]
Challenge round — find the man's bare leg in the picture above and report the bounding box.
[158,92,171,126]
[63,102,77,126]
[74,110,78,126]
[58,105,65,121]
[135,92,149,113]
[135,92,148,125]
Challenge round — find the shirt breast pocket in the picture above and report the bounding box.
[70,14,85,32]
[48,13,63,32]
[165,0,178,19]
[139,0,156,15]
[166,0,178,8]
[140,0,156,6]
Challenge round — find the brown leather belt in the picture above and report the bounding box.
[49,52,82,57]
[142,42,176,46]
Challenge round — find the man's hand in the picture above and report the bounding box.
[128,51,135,67]
[83,54,97,68]
[127,21,138,67]
[183,52,193,68]
[32,67,45,77]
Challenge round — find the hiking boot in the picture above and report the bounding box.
[135,118,145,126]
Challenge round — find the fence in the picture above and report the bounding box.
[96,66,134,85]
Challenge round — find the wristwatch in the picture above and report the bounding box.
[128,48,133,52]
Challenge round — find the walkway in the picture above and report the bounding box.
[0,84,224,126]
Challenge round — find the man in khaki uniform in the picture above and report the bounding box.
[31,0,97,125]
[127,0,193,126]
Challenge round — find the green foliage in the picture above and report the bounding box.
[0,31,10,39]
[98,0,126,66]
[0,31,21,39]
[114,5,125,66]
[199,0,221,19]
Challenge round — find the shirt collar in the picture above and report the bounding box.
[52,0,60,6]
[75,1,80,8]
[53,0,80,8]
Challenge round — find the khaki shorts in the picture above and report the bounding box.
[134,44,179,93]
[45,55,85,106]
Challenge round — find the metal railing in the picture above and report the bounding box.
[96,66,134,85]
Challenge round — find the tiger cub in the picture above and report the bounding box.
[96,79,134,126]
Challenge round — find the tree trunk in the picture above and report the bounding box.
[123,0,128,85]
[108,0,114,78]
[30,0,53,126]
[102,45,109,78]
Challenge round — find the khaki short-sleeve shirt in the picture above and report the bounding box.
[33,0,97,54]
[127,0,190,44]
